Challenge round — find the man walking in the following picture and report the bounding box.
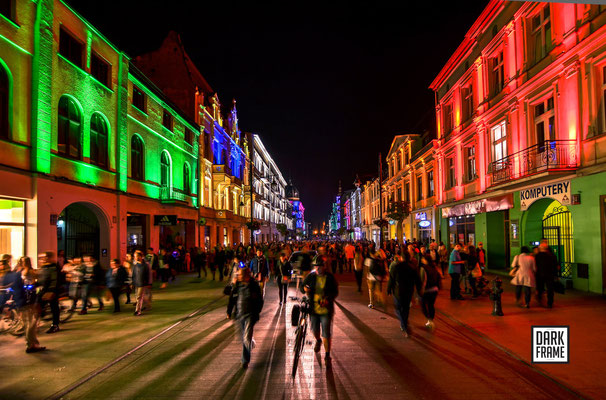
[448,244,465,300]
[132,250,149,316]
[38,252,62,333]
[535,241,558,308]
[249,249,269,295]
[275,253,292,305]
[302,258,338,361]
[227,267,263,369]
[387,249,421,337]
[344,242,355,273]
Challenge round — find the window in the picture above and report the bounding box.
[203,131,211,158]
[162,110,172,131]
[160,152,170,188]
[57,96,81,158]
[0,65,8,140]
[490,51,505,95]
[404,182,410,202]
[416,175,423,201]
[90,53,110,87]
[0,199,25,260]
[90,113,108,168]
[447,157,456,188]
[531,5,552,63]
[462,83,474,121]
[404,147,409,166]
[132,86,146,113]
[59,27,83,68]
[466,146,477,182]
[443,102,453,134]
[428,170,434,197]
[0,0,14,21]
[131,135,144,180]
[183,163,190,194]
[184,129,194,146]
[534,97,555,153]
[601,66,606,134]
[491,121,508,170]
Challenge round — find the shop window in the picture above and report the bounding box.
[130,135,144,180]
[490,51,505,96]
[534,97,555,153]
[0,199,25,259]
[428,170,434,197]
[160,151,170,188]
[90,52,110,88]
[183,163,190,194]
[0,64,9,140]
[59,27,83,68]
[162,110,173,131]
[449,215,476,247]
[461,82,474,121]
[466,146,477,182]
[491,121,507,170]
[57,96,82,159]
[90,113,108,168]
[530,5,552,63]
[132,86,146,113]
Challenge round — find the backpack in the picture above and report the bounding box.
[369,258,386,277]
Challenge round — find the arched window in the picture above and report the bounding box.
[183,163,190,194]
[160,151,170,188]
[0,64,9,140]
[131,135,144,181]
[58,96,81,158]
[90,113,108,168]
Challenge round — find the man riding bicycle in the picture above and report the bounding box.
[302,256,338,361]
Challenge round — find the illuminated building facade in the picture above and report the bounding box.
[430,1,606,293]
[360,177,381,245]
[286,180,307,239]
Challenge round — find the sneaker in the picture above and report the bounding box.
[46,325,60,334]
[314,340,322,353]
[368,304,374,309]
[26,346,46,353]
[134,311,141,316]
[401,329,409,338]
[242,362,249,369]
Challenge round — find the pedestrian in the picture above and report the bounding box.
[366,250,387,309]
[353,245,364,293]
[132,250,149,316]
[419,251,442,331]
[123,253,133,304]
[5,256,46,353]
[194,247,207,279]
[510,246,536,308]
[448,244,465,300]
[275,253,292,305]
[159,248,170,289]
[344,242,355,273]
[249,249,269,296]
[38,252,62,333]
[535,242,558,308]
[81,255,105,314]
[438,242,448,276]
[477,242,487,272]
[387,249,421,337]
[302,257,338,361]
[107,259,127,313]
[146,247,159,282]
[227,266,264,369]
[466,245,479,299]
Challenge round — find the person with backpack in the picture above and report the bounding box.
[387,249,421,337]
[419,250,442,331]
[366,250,387,309]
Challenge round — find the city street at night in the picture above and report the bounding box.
[1,273,603,399]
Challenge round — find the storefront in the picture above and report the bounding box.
[413,210,434,245]
[127,213,148,253]
[0,198,25,259]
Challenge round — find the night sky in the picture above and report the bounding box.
[66,0,488,227]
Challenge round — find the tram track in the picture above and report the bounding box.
[46,295,227,400]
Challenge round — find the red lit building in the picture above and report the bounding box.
[431,1,606,293]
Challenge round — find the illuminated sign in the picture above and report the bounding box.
[415,212,427,220]
[419,220,431,228]
[520,180,571,211]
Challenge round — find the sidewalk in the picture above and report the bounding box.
[0,274,226,400]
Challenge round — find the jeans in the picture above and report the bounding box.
[421,291,438,320]
[515,285,531,306]
[238,316,255,364]
[20,304,40,348]
[468,276,478,297]
[110,287,121,312]
[449,273,461,299]
[368,279,383,306]
[276,279,288,303]
[354,270,363,291]
[135,286,145,313]
[40,296,59,325]
[393,294,412,332]
[536,277,554,307]
[83,283,104,311]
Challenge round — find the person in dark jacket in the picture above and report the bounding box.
[227,266,263,368]
[419,251,442,331]
[302,257,338,361]
[535,241,558,308]
[107,259,127,313]
[387,249,421,337]
[275,253,292,305]
[81,255,106,314]
[132,250,150,316]
[249,249,269,295]
[38,251,62,333]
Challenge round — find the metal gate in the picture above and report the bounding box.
[65,212,100,259]
[542,205,573,278]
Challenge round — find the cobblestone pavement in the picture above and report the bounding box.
[61,276,580,400]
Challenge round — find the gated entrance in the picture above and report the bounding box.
[542,203,573,278]
[57,203,101,260]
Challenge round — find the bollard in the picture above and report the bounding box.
[489,277,504,316]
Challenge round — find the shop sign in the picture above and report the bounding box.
[415,212,427,221]
[418,220,431,228]
[520,180,570,211]
[442,194,514,218]
[154,215,177,226]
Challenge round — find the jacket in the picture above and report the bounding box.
[249,256,269,279]
[301,271,338,316]
[227,279,263,321]
[275,259,292,281]
[448,250,463,274]
[510,253,536,288]
[535,251,558,279]
[2,270,25,308]
[132,262,149,287]
[387,261,421,300]
[106,266,127,289]
[39,263,62,294]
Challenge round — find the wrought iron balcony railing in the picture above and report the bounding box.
[489,140,578,185]
[160,187,187,203]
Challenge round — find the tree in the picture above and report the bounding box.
[386,200,411,243]
[276,223,288,237]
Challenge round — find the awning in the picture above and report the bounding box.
[441,194,513,218]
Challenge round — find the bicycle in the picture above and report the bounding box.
[0,287,24,336]
[40,292,80,324]
[291,295,311,378]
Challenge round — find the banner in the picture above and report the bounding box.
[520,180,571,211]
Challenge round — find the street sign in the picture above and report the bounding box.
[154,215,177,226]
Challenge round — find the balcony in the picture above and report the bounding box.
[489,140,578,185]
[160,187,187,203]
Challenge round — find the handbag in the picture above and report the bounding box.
[223,284,232,296]
[471,263,482,278]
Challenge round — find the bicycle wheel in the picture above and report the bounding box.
[59,298,75,323]
[8,309,24,336]
[292,326,304,378]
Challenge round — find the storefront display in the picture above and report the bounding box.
[0,199,25,259]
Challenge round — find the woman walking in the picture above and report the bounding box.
[419,251,442,331]
[510,246,536,308]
